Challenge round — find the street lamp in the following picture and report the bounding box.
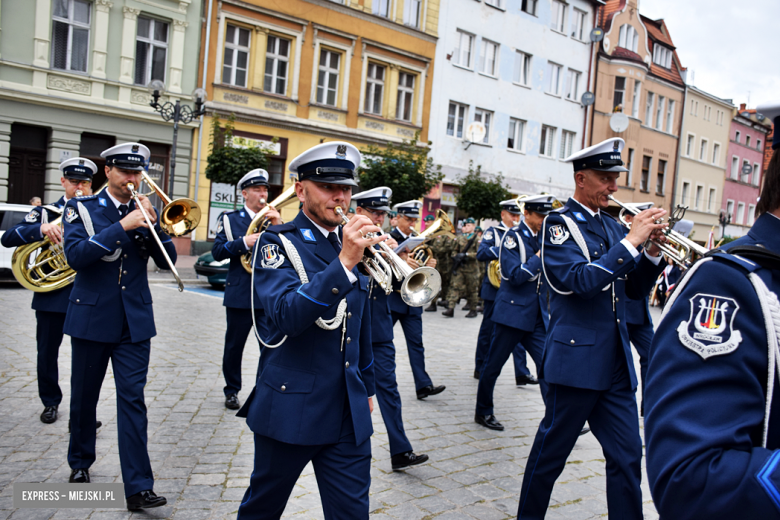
[148,80,208,195]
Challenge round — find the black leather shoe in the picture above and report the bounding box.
[462,303,471,311]
[473,370,480,380]
[391,451,430,470]
[68,420,103,433]
[126,490,167,511]
[516,374,540,386]
[40,406,58,424]
[69,469,90,483]
[424,302,437,312]
[475,414,505,431]
[416,385,446,400]
[225,394,241,410]
[579,427,591,436]
[465,310,478,318]
[441,308,454,318]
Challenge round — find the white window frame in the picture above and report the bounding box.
[748,204,756,225]
[507,117,526,152]
[655,95,665,130]
[613,76,626,111]
[641,155,652,192]
[653,44,673,68]
[735,130,741,143]
[699,138,708,162]
[453,30,474,69]
[645,92,655,125]
[551,0,566,33]
[731,156,740,180]
[223,24,251,88]
[134,16,169,86]
[396,71,415,122]
[757,139,763,151]
[726,199,735,222]
[694,184,703,210]
[559,130,575,160]
[546,61,562,96]
[264,34,291,95]
[618,23,638,53]
[741,159,751,183]
[753,163,761,186]
[625,148,635,186]
[373,0,390,17]
[513,50,532,87]
[485,0,504,8]
[736,202,746,224]
[657,159,667,195]
[571,8,587,41]
[712,142,721,165]
[707,188,716,213]
[681,181,690,207]
[363,62,385,115]
[565,69,581,101]
[403,0,422,28]
[666,100,675,133]
[51,0,92,73]
[745,135,751,147]
[631,80,641,118]
[521,0,538,16]
[685,133,695,157]
[447,101,468,139]
[316,48,341,107]
[474,108,493,144]
[479,39,499,77]
[539,125,557,158]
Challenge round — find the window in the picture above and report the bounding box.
[745,135,751,147]
[446,102,467,138]
[653,44,673,68]
[539,125,556,157]
[717,110,724,126]
[559,130,575,160]
[741,160,751,183]
[757,139,763,150]
[479,39,498,76]
[223,25,250,87]
[731,156,739,179]
[712,143,720,165]
[686,134,695,157]
[726,200,735,222]
[645,92,655,124]
[485,0,503,7]
[364,63,385,115]
[657,159,666,194]
[264,35,290,95]
[699,139,708,161]
[316,49,340,106]
[52,0,91,72]
[694,185,703,210]
[613,77,626,111]
[474,109,493,144]
[565,69,581,100]
[551,1,566,32]
[453,30,474,69]
[521,0,538,16]
[507,118,525,151]
[625,148,635,186]
[404,0,421,28]
[681,182,690,206]
[655,96,665,130]
[513,51,532,86]
[396,72,415,122]
[666,100,675,133]
[708,188,716,212]
[753,163,761,186]
[690,99,696,115]
[571,9,587,40]
[546,62,562,95]
[748,204,756,225]
[641,156,651,192]
[618,24,639,53]
[373,0,389,17]
[735,131,741,143]
[736,202,745,224]
[631,80,641,118]
[134,17,168,86]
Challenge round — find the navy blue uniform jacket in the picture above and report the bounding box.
[493,223,543,332]
[476,225,507,301]
[1,197,72,312]
[239,211,376,446]
[541,199,664,391]
[212,208,257,309]
[645,212,780,520]
[61,194,177,344]
[369,281,394,344]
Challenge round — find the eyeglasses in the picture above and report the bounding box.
[66,179,92,187]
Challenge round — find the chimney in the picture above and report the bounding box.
[740,103,747,111]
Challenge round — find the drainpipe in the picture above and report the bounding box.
[193,0,214,216]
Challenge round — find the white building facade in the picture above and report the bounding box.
[426,0,603,219]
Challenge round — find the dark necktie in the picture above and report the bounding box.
[595,213,611,246]
[327,232,342,254]
[118,204,129,218]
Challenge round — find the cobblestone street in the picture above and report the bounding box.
[0,277,661,519]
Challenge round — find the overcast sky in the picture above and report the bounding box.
[639,0,779,109]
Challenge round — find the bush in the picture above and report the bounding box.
[205,114,271,186]
[455,162,512,221]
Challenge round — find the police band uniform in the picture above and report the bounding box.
[353,187,429,471]
[212,168,275,410]
[517,138,666,519]
[644,103,780,520]
[442,218,480,317]
[236,141,378,519]
[475,195,555,432]
[389,200,446,400]
[63,143,171,510]
[0,157,97,425]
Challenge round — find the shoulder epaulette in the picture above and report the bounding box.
[74,194,98,201]
[266,222,296,234]
[708,250,761,274]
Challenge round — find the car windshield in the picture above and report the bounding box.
[0,210,29,232]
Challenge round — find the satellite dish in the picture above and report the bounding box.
[740,111,751,118]
[581,92,595,106]
[609,112,630,133]
[466,121,486,144]
[757,113,766,121]
[590,28,604,42]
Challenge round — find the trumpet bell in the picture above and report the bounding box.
[160,198,202,236]
[400,266,441,307]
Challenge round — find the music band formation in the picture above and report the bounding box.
[4,100,780,519]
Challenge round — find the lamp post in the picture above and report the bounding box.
[148,80,208,196]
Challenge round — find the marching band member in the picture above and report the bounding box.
[1,158,95,424]
[212,169,281,410]
[236,142,380,519]
[63,143,174,510]
[353,187,429,471]
[518,138,667,519]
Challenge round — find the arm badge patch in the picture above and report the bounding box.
[676,293,742,359]
[260,244,285,269]
[549,224,570,245]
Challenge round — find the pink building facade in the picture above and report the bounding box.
[722,107,771,238]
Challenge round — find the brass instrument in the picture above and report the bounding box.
[335,207,442,307]
[609,195,708,268]
[409,209,456,265]
[487,259,502,289]
[138,170,201,236]
[11,184,106,293]
[127,182,184,291]
[242,185,299,273]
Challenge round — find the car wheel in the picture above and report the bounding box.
[210,283,225,290]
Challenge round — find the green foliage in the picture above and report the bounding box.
[358,133,443,204]
[455,162,511,221]
[205,114,271,186]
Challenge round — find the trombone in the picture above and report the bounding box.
[335,206,442,307]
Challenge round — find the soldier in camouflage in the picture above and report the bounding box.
[442,218,480,318]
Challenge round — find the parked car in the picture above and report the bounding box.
[0,203,34,278]
[194,251,228,289]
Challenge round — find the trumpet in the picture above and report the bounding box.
[127,183,184,291]
[608,195,708,268]
[242,185,299,273]
[335,207,442,307]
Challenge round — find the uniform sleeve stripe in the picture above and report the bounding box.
[15,229,26,241]
[756,451,780,512]
[361,358,373,371]
[88,236,111,252]
[489,246,498,258]
[588,263,614,275]
[296,286,328,306]
[521,266,536,277]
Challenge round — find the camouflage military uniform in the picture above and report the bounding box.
[432,235,454,301]
[445,233,479,310]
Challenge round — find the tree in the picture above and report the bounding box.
[205,113,272,187]
[358,133,443,204]
[455,161,512,221]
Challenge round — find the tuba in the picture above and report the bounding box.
[409,209,457,265]
[242,185,299,273]
[11,184,107,292]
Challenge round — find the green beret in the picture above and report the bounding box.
[465,217,476,224]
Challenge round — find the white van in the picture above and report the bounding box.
[0,203,34,276]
